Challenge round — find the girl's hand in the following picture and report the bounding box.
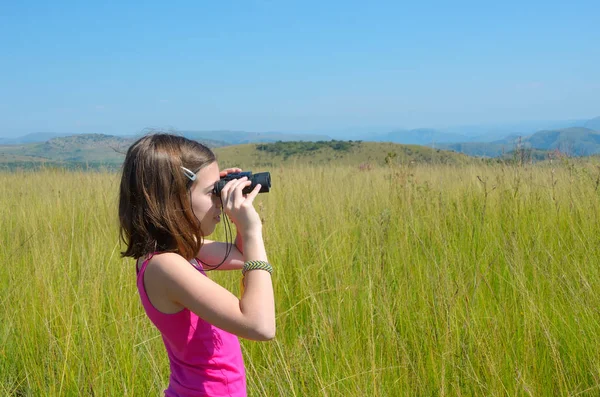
[219,167,242,178]
[219,177,262,237]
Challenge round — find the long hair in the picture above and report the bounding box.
[119,133,216,260]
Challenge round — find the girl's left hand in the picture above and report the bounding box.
[219,167,242,178]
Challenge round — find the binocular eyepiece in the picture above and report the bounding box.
[213,171,271,196]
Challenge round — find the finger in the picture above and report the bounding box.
[232,180,252,201]
[219,167,242,177]
[220,177,244,202]
[225,178,249,204]
[244,184,262,204]
[219,178,234,199]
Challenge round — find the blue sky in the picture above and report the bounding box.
[1,0,598,137]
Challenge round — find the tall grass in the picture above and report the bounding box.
[1,161,600,395]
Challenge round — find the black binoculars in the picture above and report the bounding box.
[213,171,271,196]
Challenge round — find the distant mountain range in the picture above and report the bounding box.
[0,130,332,146]
[584,116,600,131]
[3,116,597,146]
[318,118,593,143]
[179,130,332,145]
[439,127,600,157]
[1,116,599,166]
[360,117,600,157]
[0,132,76,145]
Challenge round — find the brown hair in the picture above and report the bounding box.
[119,133,216,260]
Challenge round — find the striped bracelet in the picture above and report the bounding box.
[242,260,273,276]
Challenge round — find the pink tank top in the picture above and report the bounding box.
[136,253,246,396]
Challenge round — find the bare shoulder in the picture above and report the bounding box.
[145,252,206,288]
[147,252,190,272]
[143,252,196,313]
[145,252,217,299]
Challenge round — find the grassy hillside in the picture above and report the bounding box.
[0,133,224,170]
[526,127,600,156]
[214,140,474,169]
[0,136,476,170]
[0,134,130,168]
[0,154,72,171]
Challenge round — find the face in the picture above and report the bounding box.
[190,161,222,236]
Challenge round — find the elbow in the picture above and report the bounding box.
[261,327,276,341]
[251,323,276,341]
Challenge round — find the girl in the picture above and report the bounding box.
[119,133,275,396]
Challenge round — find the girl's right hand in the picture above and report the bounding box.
[219,177,263,237]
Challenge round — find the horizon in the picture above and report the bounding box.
[1,116,596,140]
[1,1,598,137]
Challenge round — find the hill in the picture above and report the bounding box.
[0,134,132,168]
[0,134,475,170]
[0,132,75,145]
[524,127,600,156]
[440,127,600,158]
[214,140,474,169]
[0,133,221,170]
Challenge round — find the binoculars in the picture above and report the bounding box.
[213,171,271,196]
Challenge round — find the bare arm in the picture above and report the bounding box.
[237,231,274,338]
[235,231,243,253]
[148,250,274,341]
[197,233,244,270]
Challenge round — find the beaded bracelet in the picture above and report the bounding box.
[240,261,273,297]
[242,260,273,276]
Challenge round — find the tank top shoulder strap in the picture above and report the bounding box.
[136,252,160,276]
[136,253,207,278]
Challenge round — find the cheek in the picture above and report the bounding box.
[192,197,213,218]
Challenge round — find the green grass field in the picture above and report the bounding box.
[2,160,600,395]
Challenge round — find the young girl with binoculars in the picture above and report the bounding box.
[119,133,275,396]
